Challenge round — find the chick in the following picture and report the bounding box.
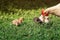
[12,19,19,26]
[12,17,24,26]
[18,17,24,24]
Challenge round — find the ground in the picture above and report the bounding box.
[0,8,60,40]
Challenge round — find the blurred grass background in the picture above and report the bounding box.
[0,0,60,40]
[0,0,60,13]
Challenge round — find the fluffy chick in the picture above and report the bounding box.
[12,19,19,26]
[12,17,24,26]
[18,17,24,24]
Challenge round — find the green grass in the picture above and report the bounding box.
[0,8,60,40]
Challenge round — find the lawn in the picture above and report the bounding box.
[0,8,60,40]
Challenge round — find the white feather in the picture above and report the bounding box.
[39,15,49,23]
[44,3,60,16]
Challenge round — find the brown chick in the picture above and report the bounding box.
[12,17,24,26]
[12,19,19,26]
[18,17,24,24]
